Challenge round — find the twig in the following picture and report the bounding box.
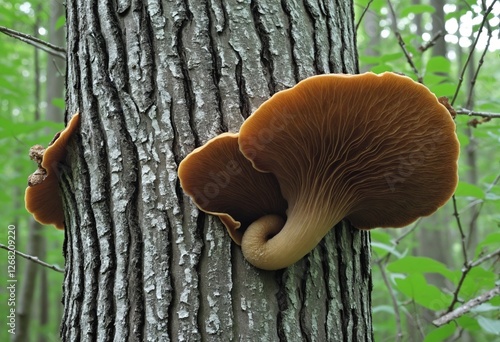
[0,25,66,59]
[356,0,375,31]
[0,243,64,273]
[418,31,443,52]
[433,285,500,326]
[464,2,493,109]
[450,0,497,106]
[470,247,500,268]
[457,109,500,119]
[452,194,468,262]
[386,0,421,82]
[376,259,403,341]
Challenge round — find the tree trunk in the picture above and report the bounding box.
[61,0,372,341]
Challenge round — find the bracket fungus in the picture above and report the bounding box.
[178,133,287,244]
[179,72,460,270]
[25,113,80,229]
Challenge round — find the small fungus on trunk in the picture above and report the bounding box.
[25,113,81,229]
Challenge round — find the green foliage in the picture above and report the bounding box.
[357,0,500,340]
[0,0,64,340]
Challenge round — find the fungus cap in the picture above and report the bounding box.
[238,72,459,270]
[25,113,81,229]
[178,133,287,244]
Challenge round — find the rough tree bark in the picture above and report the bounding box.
[61,0,372,341]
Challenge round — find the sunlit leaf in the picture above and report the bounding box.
[454,182,485,200]
[387,256,455,280]
[424,324,455,342]
[394,273,451,310]
[476,316,500,335]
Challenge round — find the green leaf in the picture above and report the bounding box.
[401,5,436,17]
[394,273,451,310]
[454,182,485,200]
[424,324,455,342]
[476,316,500,335]
[457,315,481,331]
[55,15,66,30]
[426,56,451,74]
[460,268,496,296]
[471,303,500,313]
[387,256,455,280]
[381,52,404,62]
[477,232,500,249]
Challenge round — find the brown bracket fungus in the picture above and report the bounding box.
[178,133,287,244]
[179,72,460,270]
[25,113,81,229]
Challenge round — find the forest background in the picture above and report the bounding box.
[0,0,499,341]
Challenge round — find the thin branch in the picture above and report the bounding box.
[386,0,421,82]
[0,25,66,59]
[418,31,443,52]
[457,109,500,119]
[450,1,497,106]
[0,243,64,273]
[471,247,500,268]
[376,259,403,342]
[465,1,493,109]
[452,194,468,262]
[392,218,421,246]
[446,265,471,313]
[356,0,375,31]
[445,168,500,312]
[433,285,500,326]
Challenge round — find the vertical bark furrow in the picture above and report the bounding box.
[122,1,156,112]
[234,56,251,119]
[303,0,330,74]
[197,216,234,339]
[170,1,216,340]
[84,1,144,336]
[60,170,84,341]
[324,228,344,342]
[207,0,244,131]
[337,227,354,341]
[78,84,117,341]
[280,0,316,81]
[67,1,116,339]
[250,0,276,94]
[117,0,131,14]
[205,0,226,133]
[323,1,344,73]
[278,265,308,341]
[62,0,80,338]
[97,0,130,93]
[301,248,328,340]
[209,0,227,33]
[66,148,100,341]
[145,1,191,339]
[225,2,269,112]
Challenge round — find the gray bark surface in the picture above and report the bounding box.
[62,0,372,341]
